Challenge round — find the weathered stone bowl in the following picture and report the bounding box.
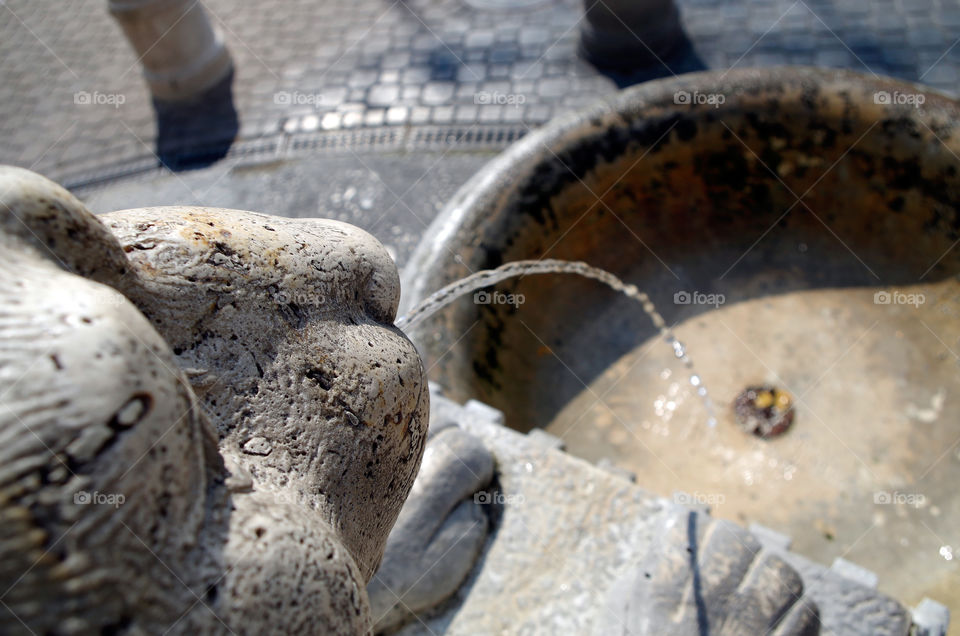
[402,67,960,610]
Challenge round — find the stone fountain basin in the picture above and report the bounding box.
[402,68,960,618]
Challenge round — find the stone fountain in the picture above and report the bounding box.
[0,166,424,634]
[0,67,953,636]
[399,67,956,635]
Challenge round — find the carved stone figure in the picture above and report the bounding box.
[0,165,427,634]
[1,164,925,636]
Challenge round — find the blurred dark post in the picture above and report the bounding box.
[579,0,684,71]
[108,0,233,101]
[108,0,238,170]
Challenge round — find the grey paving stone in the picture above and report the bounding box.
[488,63,511,79]
[320,86,348,107]
[457,62,487,82]
[538,77,570,99]
[455,83,480,102]
[364,108,386,126]
[400,85,421,101]
[489,46,521,64]
[524,103,553,124]
[341,110,363,128]
[401,66,431,85]
[512,62,543,80]
[348,69,379,88]
[465,30,495,49]
[379,69,401,84]
[386,106,408,124]
[381,51,412,70]
[368,84,400,106]
[422,81,455,105]
[501,104,525,122]
[1,0,956,187]
[411,34,438,53]
[454,104,479,123]
[519,26,550,47]
[300,113,320,131]
[478,104,503,123]
[409,106,431,125]
[431,105,455,124]
[337,101,366,113]
[321,112,341,130]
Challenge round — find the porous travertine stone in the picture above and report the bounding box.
[393,391,913,636]
[0,166,427,634]
[599,515,820,635]
[368,427,494,633]
[100,205,427,581]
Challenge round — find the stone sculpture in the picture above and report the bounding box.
[0,165,428,634]
[367,425,494,633]
[599,514,820,635]
[2,165,928,636]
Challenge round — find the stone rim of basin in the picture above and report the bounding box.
[398,65,960,434]
[393,67,958,632]
[400,66,960,314]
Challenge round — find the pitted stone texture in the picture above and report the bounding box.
[771,548,913,636]
[0,165,131,283]
[368,427,494,633]
[101,206,429,581]
[0,166,427,634]
[393,392,914,636]
[600,515,819,635]
[0,168,227,634]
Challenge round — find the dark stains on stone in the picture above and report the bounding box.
[213,241,236,257]
[305,367,335,390]
[279,301,308,329]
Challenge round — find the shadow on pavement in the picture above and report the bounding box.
[153,69,239,172]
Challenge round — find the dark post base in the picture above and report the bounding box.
[579,0,685,71]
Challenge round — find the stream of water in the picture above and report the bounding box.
[397,259,718,427]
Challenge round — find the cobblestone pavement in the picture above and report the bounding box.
[1,0,959,188]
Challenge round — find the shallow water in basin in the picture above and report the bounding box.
[548,277,960,611]
[397,258,719,424]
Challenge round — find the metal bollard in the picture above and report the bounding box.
[579,0,684,70]
[108,0,233,101]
